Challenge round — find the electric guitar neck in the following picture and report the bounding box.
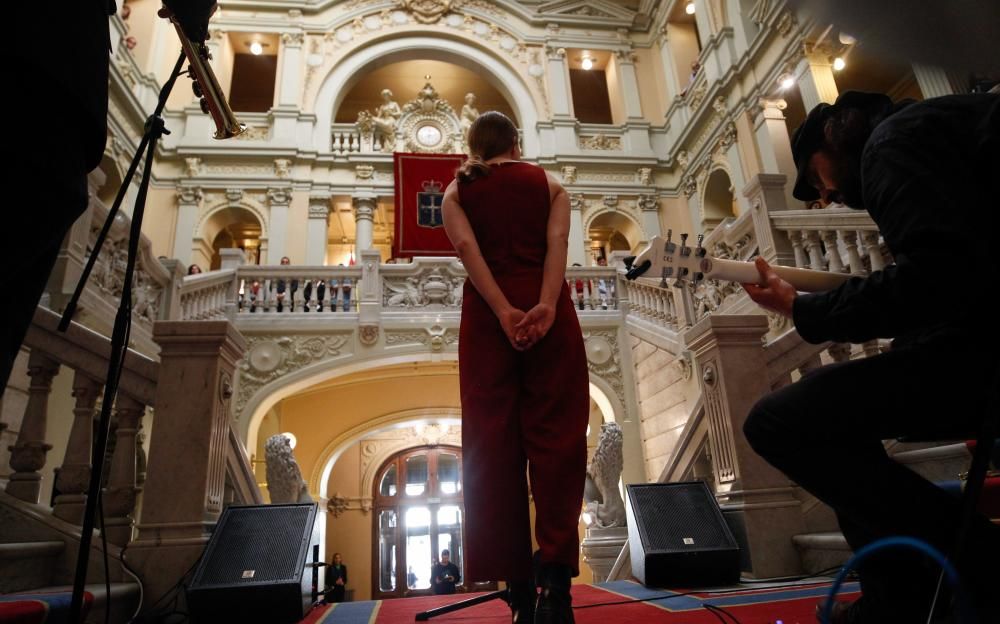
[624,232,852,293]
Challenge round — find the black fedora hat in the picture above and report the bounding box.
[791,91,894,201]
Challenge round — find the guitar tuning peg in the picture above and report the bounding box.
[696,234,707,258]
[693,272,704,282]
[680,233,688,246]
[666,229,673,243]
[673,277,686,289]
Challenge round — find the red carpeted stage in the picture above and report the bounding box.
[301,580,859,623]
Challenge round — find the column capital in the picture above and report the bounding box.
[637,194,659,212]
[308,197,331,219]
[267,187,293,206]
[280,31,305,47]
[352,193,377,220]
[176,186,203,205]
[757,97,788,120]
[614,48,637,64]
[545,45,566,60]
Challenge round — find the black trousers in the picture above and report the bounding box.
[324,585,345,603]
[743,338,1000,621]
[2,165,88,395]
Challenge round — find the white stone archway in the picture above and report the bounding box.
[310,407,463,499]
[242,350,460,452]
[311,33,542,157]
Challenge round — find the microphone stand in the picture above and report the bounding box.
[414,588,512,621]
[62,51,186,624]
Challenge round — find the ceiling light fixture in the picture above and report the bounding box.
[249,41,264,55]
[780,74,796,90]
[685,2,696,15]
[582,56,594,70]
[838,32,857,45]
[833,57,846,71]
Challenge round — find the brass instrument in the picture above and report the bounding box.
[169,18,246,139]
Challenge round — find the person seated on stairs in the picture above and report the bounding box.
[741,90,1000,623]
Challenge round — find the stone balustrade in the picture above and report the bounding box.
[2,306,260,563]
[176,258,623,321]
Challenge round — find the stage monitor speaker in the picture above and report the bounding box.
[625,482,740,588]
[187,502,318,624]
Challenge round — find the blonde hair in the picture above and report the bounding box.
[456,111,518,183]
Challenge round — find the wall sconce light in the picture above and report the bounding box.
[832,57,846,71]
[685,2,696,15]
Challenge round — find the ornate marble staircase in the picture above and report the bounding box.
[0,307,261,623]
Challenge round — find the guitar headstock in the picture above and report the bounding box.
[624,231,708,287]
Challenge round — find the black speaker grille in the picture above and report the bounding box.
[197,505,313,586]
[631,483,733,552]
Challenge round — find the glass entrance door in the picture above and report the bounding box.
[372,446,466,599]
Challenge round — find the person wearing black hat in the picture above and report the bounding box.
[741,90,999,623]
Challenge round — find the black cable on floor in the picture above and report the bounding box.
[704,602,743,624]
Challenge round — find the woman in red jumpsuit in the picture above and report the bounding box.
[442,112,589,624]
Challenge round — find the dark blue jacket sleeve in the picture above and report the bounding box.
[792,136,991,345]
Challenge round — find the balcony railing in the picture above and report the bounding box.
[176,257,621,321]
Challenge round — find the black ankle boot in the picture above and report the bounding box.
[534,564,574,624]
[507,581,536,624]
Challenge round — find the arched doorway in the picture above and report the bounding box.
[202,206,263,269]
[587,211,644,263]
[372,445,470,599]
[701,168,737,233]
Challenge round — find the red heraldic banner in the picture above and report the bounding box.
[393,152,465,258]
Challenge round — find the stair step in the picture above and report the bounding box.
[17,583,141,624]
[0,541,64,593]
[0,540,65,559]
[792,532,852,573]
[893,442,971,483]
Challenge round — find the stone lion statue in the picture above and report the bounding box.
[265,434,312,504]
[583,422,626,528]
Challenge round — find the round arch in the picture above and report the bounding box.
[700,167,737,232]
[242,351,462,454]
[311,406,463,498]
[585,210,646,254]
[196,200,269,244]
[311,33,541,157]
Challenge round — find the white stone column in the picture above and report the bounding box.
[277,32,305,108]
[545,45,572,117]
[656,30,684,101]
[637,195,662,244]
[692,0,714,44]
[752,98,799,210]
[306,198,331,265]
[795,50,839,112]
[912,64,966,98]
[267,187,292,262]
[353,192,377,253]
[172,187,202,266]
[568,194,587,266]
[614,49,644,120]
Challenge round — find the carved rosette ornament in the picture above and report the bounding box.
[583,330,625,408]
[235,334,352,419]
[359,324,379,346]
[397,0,453,24]
[682,175,698,198]
[579,134,622,150]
